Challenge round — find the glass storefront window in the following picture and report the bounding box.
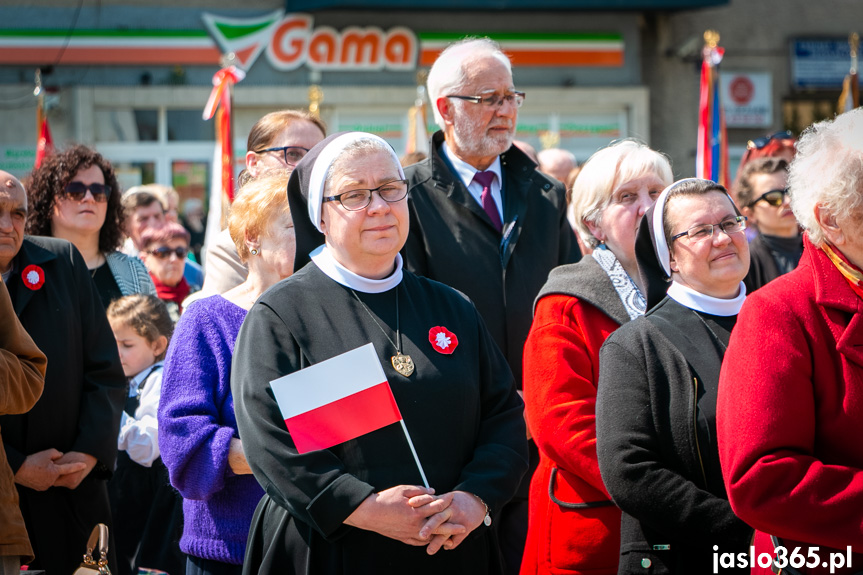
[167,110,214,142]
[95,109,158,142]
[114,161,156,192]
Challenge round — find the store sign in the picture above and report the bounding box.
[203,11,416,71]
[0,13,623,71]
[791,38,856,89]
[720,71,772,128]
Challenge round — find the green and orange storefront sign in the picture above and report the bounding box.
[0,11,624,71]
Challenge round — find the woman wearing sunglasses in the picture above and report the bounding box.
[25,145,156,309]
[736,157,803,292]
[595,179,753,574]
[139,221,199,322]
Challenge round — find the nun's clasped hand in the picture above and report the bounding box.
[414,490,486,555]
[344,485,464,546]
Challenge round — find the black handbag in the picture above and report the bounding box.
[73,524,111,575]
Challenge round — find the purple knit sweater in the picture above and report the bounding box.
[158,295,263,565]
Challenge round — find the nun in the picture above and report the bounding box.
[230,132,528,575]
[595,178,753,574]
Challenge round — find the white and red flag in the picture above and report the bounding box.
[269,343,429,488]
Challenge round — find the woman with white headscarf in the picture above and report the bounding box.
[595,178,753,574]
[231,132,528,575]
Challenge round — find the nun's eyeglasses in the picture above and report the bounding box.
[322,179,409,211]
[670,216,747,243]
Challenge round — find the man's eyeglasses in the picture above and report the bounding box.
[748,188,789,208]
[446,91,526,109]
[322,179,409,211]
[147,246,189,260]
[254,146,310,166]
[747,131,794,150]
[62,182,111,203]
[671,216,748,243]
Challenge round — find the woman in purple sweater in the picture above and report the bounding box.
[159,171,296,575]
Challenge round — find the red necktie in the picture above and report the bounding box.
[473,170,502,232]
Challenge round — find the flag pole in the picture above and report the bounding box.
[399,420,430,488]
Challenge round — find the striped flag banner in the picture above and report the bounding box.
[269,343,429,486]
[696,37,728,187]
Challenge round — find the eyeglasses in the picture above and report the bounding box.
[748,188,789,208]
[254,146,309,166]
[671,216,748,243]
[146,246,188,260]
[747,130,794,150]
[322,179,409,211]
[62,182,111,203]
[446,91,526,109]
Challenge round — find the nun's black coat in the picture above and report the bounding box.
[594,202,751,575]
[231,260,528,575]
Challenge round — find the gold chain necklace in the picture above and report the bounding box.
[349,286,414,377]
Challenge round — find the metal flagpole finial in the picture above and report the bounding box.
[704,30,720,48]
[219,52,237,69]
[308,85,324,119]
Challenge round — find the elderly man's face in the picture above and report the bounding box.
[0,173,27,273]
[129,201,166,249]
[444,55,517,167]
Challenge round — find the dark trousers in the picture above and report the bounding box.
[186,556,243,575]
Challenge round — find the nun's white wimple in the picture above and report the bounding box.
[307,132,405,233]
[651,178,703,276]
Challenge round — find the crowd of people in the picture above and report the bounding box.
[0,35,862,575]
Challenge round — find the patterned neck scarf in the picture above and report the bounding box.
[821,242,863,300]
[592,244,646,320]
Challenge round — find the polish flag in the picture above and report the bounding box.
[270,343,403,454]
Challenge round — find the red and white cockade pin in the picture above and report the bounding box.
[429,326,458,355]
[21,265,45,291]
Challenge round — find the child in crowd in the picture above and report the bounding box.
[107,294,183,575]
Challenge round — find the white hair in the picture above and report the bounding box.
[789,108,863,246]
[426,37,512,130]
[569,139,673,248]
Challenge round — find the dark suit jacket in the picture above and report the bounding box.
[1,236,125,573]
[403,131,579,387]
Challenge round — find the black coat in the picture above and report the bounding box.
[595,297,751,575]
[403,131,579,388]
[743,233,803,294]
[231,264,528,575]
[1,236,125,573]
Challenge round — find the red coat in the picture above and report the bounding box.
[522,293,622,575]
[719,237,863,575]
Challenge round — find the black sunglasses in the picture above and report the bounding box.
[147,246,188,260]
[748,188,789,208]
[63,182,111,203]
[747,131,794,150]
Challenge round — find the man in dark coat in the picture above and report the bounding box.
[402,38,580,575]
[0,170,125,574]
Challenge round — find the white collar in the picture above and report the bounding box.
[131,361,163,388]
[666,280,746,316]
[441,141,503,190]
[310,244,403,293]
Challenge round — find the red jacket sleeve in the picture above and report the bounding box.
[523,294,618,495]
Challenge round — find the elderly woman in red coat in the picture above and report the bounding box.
[521,140,672,575]
[718,108,863,575]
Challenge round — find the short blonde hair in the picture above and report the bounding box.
[228,170,292,263]
[789,108,863,246]
[570,139,673,248]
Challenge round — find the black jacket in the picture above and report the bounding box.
[2,236,125,574]
[595,297,751,574]
[403,131,579,388]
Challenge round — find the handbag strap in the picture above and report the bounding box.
[84,523,109,567]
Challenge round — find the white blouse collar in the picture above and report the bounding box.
[666,280,746,316]
[310,245,403,293]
